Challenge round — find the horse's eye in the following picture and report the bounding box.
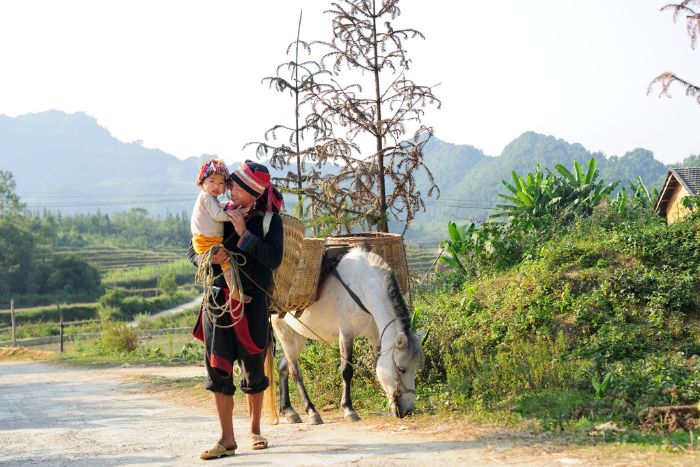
[398,367,406,374]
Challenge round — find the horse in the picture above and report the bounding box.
[271,247,425,424]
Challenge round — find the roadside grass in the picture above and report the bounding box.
[47,332,202,367]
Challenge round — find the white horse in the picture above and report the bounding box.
[271,247,424,423]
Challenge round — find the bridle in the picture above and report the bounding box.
[376,317,416,407]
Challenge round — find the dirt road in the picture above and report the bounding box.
[0,360,697,466]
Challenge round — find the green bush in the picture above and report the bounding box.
[99,322,138,353]
[444,332,591,407]
[158,272,178,296]
[609,353,700,411]
[413,204,700,427]
[173,339,204,362]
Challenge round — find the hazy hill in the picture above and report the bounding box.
[0,110,206,215]
[0,111,676,243]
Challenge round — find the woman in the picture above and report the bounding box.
[188,160,284,460]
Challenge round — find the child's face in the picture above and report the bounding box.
[202,174,227,197]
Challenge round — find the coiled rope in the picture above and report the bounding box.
[194,245,248,329]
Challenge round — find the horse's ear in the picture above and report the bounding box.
[395,332,407,349]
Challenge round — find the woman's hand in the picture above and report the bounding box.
[227,208,248,236]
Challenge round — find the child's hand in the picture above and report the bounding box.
[210,247,228,265]
[228,209,248,236]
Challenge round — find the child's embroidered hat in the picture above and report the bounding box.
[195,159,230,186]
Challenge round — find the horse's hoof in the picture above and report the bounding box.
[344,412,361,422]
[308,413,324,425]
[285,413,303,424]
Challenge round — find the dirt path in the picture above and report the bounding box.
[0,361,698,466]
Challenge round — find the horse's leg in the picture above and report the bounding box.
[272,315,323,425]
[288,355,323,425]
[277,354,302,423]
[339,333,360,421]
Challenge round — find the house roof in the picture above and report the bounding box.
[655,167,700,216]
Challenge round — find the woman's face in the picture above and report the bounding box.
[230,182,258,209]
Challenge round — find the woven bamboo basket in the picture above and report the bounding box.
[325,232,411,295]
[270,214,325,312]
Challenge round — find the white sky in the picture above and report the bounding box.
[0,0,697,165]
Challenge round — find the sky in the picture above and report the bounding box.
[0,0,697,165]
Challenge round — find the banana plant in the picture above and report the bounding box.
[555,159,597,188]
[494,158,618,224]
[439,221,470,277]
[494,165,554,218]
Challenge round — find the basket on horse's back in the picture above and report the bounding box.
[270,215,410,312]
[270,214,324,313]
[325,233,410,295]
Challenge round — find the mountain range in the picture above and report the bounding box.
[0,110,690,243]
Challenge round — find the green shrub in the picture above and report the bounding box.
[133,313,151,330]
[444,332,591,407]
[98,305,124,322]
[173,339,204,362]
[413,205,700,427]
[99,322,138,353]
[608,353,700,412]
[99,289,127,310]
[515,389,595,431]
[157,272,178,296]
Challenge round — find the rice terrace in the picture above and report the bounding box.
[2,0,700,466]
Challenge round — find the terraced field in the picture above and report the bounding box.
[53,246,183,273]
[405,242,441,277]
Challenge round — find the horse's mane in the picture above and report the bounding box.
[357,248,424,363]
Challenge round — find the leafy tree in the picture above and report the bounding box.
[678,153,700,166]
[310,0,441,233]
[44,255,102,297]
[649,1,700,104]
[0,172,33,298]
[0,219,35,297]
[0,170,25,217]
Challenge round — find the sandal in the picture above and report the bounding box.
[200,442,237,460]
[250,434,268,450]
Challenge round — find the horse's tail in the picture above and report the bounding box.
[263,343,278,425]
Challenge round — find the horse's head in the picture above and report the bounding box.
[376,331,424,418]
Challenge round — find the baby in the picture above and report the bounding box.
[190,159,243,309]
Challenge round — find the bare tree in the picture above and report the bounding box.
[309,0,441,234]
[649,1,700,104]
[246,12,356,225]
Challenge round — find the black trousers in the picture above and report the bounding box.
[200,287,270,396]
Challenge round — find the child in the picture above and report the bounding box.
[191,159,242,309]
